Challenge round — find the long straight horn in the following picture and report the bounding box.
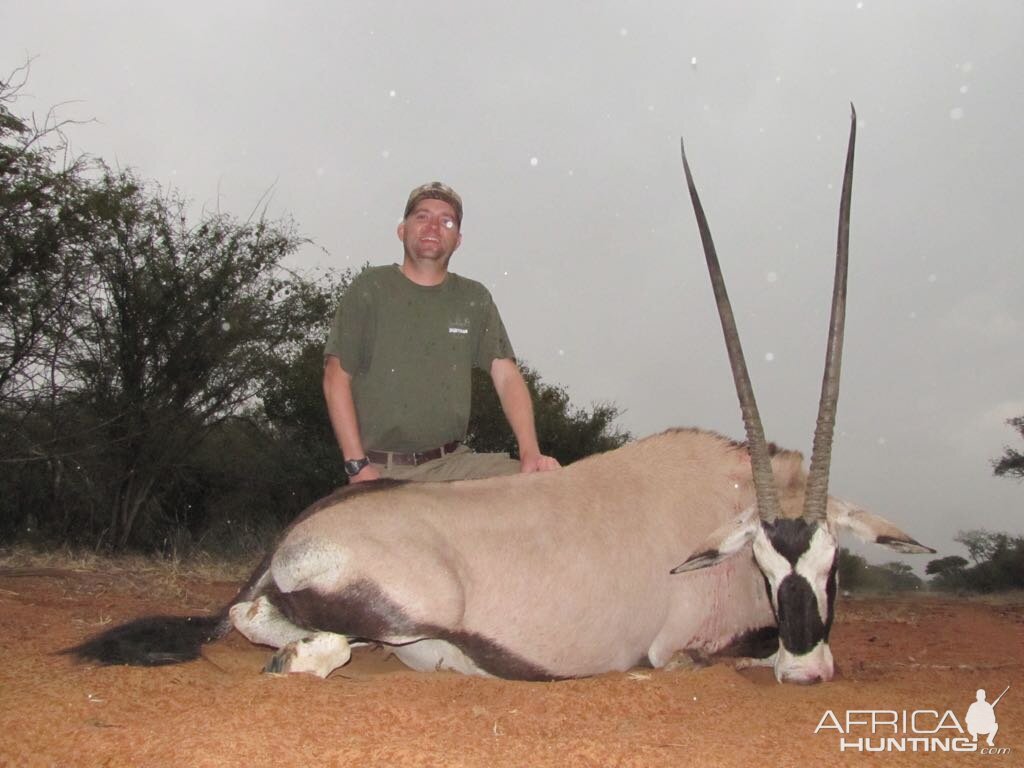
[803,105,857,522]
[681,139,781,523]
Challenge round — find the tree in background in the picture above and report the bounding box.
[925,555,969,591]
[992,416,1024,481]
[926,530,1024,593]
[251,274,357,526]
[837,549,924,592]
[1,66,100,546]
[466,363,630,465]
[0,64,93,410]
[0,130,337,548]
[66,169,333,548]
[956,529,1012,566]
[837,548,866,590]
[877,561,924,591]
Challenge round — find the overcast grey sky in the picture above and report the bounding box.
[3,1,1022,568]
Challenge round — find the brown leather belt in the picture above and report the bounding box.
[367,440,461,467]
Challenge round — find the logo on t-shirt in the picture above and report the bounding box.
[448,316,471,336]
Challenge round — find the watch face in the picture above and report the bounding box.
[345,458,368,476]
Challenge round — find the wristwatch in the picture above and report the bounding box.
[344,457,370,477]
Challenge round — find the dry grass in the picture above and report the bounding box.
[0,545,258,583]
[844,587,1024,604]
[972,589,1024,605]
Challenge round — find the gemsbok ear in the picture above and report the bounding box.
[671,506,760,573]
[828,499,936,554]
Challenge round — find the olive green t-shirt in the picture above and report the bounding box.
[324,265,515,452]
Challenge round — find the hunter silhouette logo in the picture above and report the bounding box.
[965,686,1008,748]
[814,685,1011,755]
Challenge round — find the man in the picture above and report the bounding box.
[966,688,1003,747]
[323,181,560,484]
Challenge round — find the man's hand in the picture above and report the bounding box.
[349,463,382,483]
[519,453,561,474]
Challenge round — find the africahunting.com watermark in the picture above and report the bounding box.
[814,686,1011,755]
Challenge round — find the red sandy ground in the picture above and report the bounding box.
[0,562,1021,767]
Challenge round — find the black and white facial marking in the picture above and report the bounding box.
[752,518,839,684]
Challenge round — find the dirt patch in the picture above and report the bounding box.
[1,565,1021,767]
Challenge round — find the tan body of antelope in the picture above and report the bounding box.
[72,107,933,684]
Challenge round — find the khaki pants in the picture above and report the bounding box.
[372,444,520,482]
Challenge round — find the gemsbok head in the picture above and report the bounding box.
[672,106,932,684]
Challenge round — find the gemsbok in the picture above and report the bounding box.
[72,106,933,684]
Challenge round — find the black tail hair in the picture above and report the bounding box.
[64,613,230,666]
[65,539,276,667]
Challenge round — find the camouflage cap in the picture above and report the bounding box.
[404,181,463,226]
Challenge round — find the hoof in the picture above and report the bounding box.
[264,644,296,675]
[261,633,351,678]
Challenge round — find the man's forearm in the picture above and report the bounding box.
[489,358,542,458]
[323,355,367,460]
[502,381,543,459]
